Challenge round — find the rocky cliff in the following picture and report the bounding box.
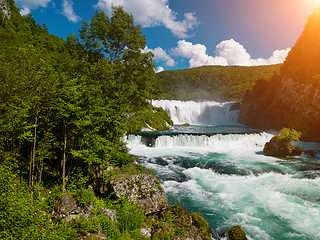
[0,0,11,19]
[239,7,320,141]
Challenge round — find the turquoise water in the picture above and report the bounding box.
[127,125,320,240]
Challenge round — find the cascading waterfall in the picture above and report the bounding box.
[126,132,273,154]
[152,99,239,125]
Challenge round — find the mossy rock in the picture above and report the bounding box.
[182,123,190,126]
[226,225,248,240]
[263,128,303,158]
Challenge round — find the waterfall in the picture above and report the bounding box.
[126,132,273,156]
[152,99,239,126]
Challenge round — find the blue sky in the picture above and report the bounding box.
[14,0,319,72]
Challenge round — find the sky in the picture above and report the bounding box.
[14,0,320,72]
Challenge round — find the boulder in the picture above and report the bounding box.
[150,206,212,240]
[263,138,291,157]
[225,225,247,240]
[106,174,167,214]
[263,137,303,158]
[98,208,118,223]
[52,194,94,222]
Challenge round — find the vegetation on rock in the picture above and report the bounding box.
[224,225,248,240]
[263,128,303,158]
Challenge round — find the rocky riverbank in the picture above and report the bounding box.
[52,172,213,239]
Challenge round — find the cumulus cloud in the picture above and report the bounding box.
[94,0,199,38]
[172,40,228,68]
[61,0,80,23]
[173,39,290,68]
[16,0,52,15]
[155,66,164,73]
[144,46,175,67]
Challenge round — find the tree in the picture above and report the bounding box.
[79,6,158,110]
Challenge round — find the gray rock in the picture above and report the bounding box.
[0,0,11,19]
[140,228,152,239]
[107,174,168,214]
[98,208,118,223]
[52,194,94,222]
[77,232,107,240]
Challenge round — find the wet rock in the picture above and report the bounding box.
[263,137,303,158]
[106,174,167,214]
[303,149,319,157]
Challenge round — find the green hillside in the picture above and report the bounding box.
[156,64,282,101]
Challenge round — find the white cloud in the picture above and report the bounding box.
[215,39,252,66]
[95,0,199,38]
[155,66,164,73]
[16,0,51,15]
[172,40,228,68]
[20,7,31,15]
[251,48,291,66]
[173,39,290,68]
[61,0,80,23]
[144,46,175,67]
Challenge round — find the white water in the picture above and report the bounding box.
[126,126,320,239]
[152,99,239,125]
[128,99,320,239]
[127,132,273,157]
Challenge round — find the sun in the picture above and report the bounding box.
[313,0,320,6]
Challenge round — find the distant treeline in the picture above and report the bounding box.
[156,64,281,101]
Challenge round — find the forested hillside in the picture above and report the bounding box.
[0,2,195,239]
[239,7,320,141]
[156,64,281,101]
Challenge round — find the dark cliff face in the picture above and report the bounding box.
[239,7,320,141]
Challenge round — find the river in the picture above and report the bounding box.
[126,100,320,240]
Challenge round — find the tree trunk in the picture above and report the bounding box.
[29,115,38,191]
[62,121,67,192]
[37,153,44,197]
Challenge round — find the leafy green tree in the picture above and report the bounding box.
[79,6,158,110]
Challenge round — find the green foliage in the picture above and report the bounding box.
[0,1,161,193]
[0,166,55,239]
[191,212,211,239]
[157,64,281,101]
[116,201,146,233]
[275,128,302,146]
[97,198,146,239]
[127,105,173,132]
[73,216,100,235]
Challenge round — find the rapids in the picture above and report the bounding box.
[126,100,320,239]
